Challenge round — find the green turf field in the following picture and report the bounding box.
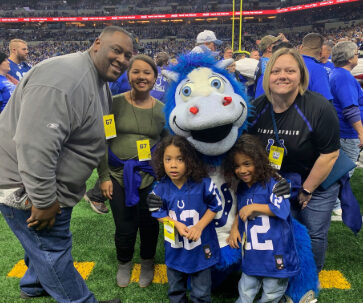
[0,169,362,303]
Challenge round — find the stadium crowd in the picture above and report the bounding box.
[0,0,359,17]
[1,0,254,16]
[0,23,361,66]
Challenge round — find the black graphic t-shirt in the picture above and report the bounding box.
[249,91,340,180]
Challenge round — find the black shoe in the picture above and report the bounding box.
[20,290,50,299]
[99,299,122,303]
[84,195,109,214]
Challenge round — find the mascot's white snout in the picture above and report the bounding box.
[169,67,248,156]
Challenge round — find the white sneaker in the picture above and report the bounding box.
[331,208,342,221]
[332,208,342,216]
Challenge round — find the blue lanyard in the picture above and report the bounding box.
[270,104,282,147]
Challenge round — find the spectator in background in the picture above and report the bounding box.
[254,34,285,99]
[249,49,260,60]
[109,71,131,96]
[233,50,249,61]
[191,30,222,58]
[8,39,31,81]
[321,40,335,76]
[329,41,363,215]
[150,51,170,102]
[299,33,333,100]
[223,46,233,59]
[0,52,17,112]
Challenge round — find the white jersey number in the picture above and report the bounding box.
[245,215,273,251]
[169,209,201,250]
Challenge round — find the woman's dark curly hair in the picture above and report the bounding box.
[152,135,207,183]
[223,134,280,186]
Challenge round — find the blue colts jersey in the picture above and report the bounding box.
[237,177,300,278]
[152,177,222,274]
[8,60,31,81]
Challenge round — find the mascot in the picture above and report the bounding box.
[151,52,318,302]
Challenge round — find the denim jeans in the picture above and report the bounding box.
[340,138,360,177]
[334,138,361,209]
[0,204,97,303]
[167,267,212,303]
[235,273,288,303]
[291,182,340,272]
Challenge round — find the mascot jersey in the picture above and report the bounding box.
[237,178,300,278]
[152,177,222,274]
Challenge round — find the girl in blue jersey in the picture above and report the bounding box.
[224,134,299,303]
[149,135,222,303]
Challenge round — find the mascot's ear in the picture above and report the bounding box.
[216,58,235,70]
[161,69,179,83]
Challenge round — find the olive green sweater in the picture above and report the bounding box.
[98,93,166,189]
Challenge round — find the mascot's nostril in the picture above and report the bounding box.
[223,96,232,106]
[189,106,199,115]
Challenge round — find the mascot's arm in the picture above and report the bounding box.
[146,193,164,210]
[227,214,241,249]
[272,177,291,198]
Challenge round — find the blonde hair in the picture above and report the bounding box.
[9,39,27,52]
[262,48,309,101]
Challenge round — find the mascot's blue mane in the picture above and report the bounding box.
[164,52,250,165]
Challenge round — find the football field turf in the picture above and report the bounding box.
[0,169,362,303]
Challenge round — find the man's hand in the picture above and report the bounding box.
[358,133,363,149]
[100,180,113,200]
[298,192,312,210]
[26,201,61,230]
[146,193,163,211]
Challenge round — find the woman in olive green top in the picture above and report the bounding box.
[98,55,166,288]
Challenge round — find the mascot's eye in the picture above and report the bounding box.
[210,78,222,90]
[182,86,192,97]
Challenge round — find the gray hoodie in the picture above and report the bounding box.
[0,51,111,208]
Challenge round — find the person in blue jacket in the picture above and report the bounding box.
[320,40,335,76]
[150,135,222,303]
[254,34,286,99]
[224,134,300,303]
[150,51,170,103]
[330,41,363,163]
[299,33,333,101]
[0,52,17,113]
[329,41,363,214]
[8,39,31,81]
